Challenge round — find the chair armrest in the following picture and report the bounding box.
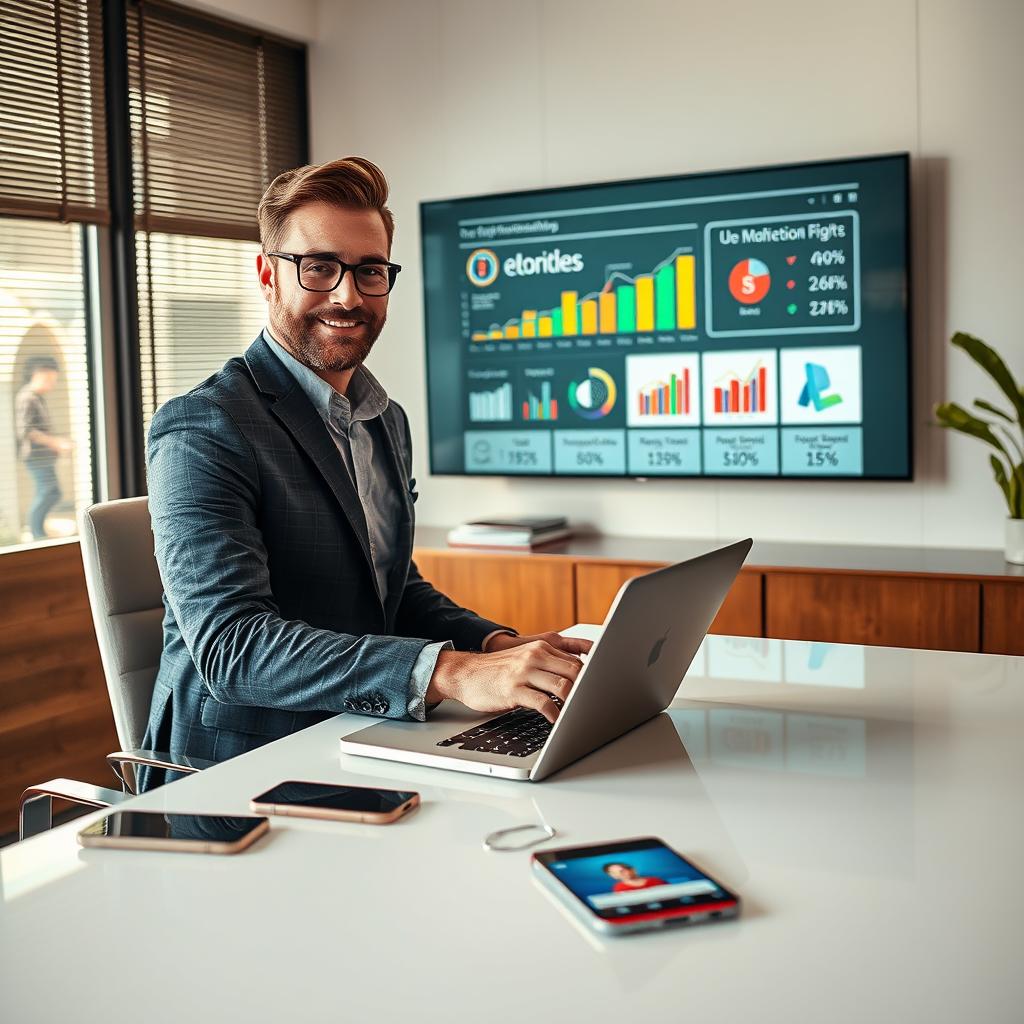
[107,749,217,793]
[20,778,129,842]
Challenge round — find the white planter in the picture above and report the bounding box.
[1006,518,1024,565]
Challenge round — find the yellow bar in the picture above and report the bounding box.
[676,255,696,330]
[538,316,553,337]
[636,275,654,332]
[561,291,578,336]
[522,310,537,320]
[504,324,520,338]
[580,299,598,335]
[522,319,536,338]
[472,332,488,341]
[599,292,616,333]
[489,329,502,339]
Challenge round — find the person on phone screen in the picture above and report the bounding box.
[603,862,668,893]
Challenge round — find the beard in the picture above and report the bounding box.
[270,294,386,373]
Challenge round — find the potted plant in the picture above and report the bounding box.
[935,332,1024,563]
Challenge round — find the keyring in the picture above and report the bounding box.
[482,821,557,852]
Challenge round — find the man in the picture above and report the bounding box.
[15,355,72,540]
[142,157,590,779]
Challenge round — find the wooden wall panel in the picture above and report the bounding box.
[0,542,117,837]
[575,562,763,637]
[765,573,980,651]
[981,583,1024,655]
[413,550,576,637]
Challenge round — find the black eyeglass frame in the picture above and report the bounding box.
[267,251,403,295]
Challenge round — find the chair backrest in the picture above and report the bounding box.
[79,497,165,751]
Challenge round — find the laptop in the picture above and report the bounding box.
[339,538,752,782]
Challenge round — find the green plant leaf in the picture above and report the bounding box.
[974,399,1015,423]
[1015,463,1024,519]
[1010,470,1022,520]
[991,454,1012,513]
[952,332,1024,424]
[935,402,1012,460]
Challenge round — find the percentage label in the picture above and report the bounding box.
[576,451,605,466]
[647,451,683,467]
[506,450,538,466]
[809,299,849,316]
[810,249,846,266]
[806,450,840,468]
[723,451,759,468]
[808,274,848,292]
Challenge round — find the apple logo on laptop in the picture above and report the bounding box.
[647,629,669,667]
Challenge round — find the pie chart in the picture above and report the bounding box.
[567,367,617,420]
[728,258,771,304]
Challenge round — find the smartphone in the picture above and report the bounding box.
[78,811,269,855]
[532,836,739,935]
[250,781,419,823]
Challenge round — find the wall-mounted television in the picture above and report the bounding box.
[420,153,910,480]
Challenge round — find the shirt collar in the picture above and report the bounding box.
[262,327,388,428]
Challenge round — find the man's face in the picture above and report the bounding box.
[258,200,390,374]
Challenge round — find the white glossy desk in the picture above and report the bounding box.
[2,631,1023,1024]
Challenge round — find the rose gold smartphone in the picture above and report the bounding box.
[250,781,419,823]
[78,811,269,854]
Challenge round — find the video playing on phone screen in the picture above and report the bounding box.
[538,838,735,920]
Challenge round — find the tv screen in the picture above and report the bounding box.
[420,153,910,480]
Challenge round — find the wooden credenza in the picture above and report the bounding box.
[413,528,1024,655]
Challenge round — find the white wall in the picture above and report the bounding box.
[305,0,1023,550]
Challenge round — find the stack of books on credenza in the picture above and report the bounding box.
[446,516,572,550]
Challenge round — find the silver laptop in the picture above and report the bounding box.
[339,538,752,782]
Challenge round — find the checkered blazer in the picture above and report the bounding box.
[141,334,506,777]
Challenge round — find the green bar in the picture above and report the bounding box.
[616,285,636,332]
[670,373,677,415]
[552,308,563,336]
[655,263,675,331]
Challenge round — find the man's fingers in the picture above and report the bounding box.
[517,684,560,724]
[545,635,593,656]
[527,671,573,703]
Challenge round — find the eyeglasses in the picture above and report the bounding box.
[267,252,402,296]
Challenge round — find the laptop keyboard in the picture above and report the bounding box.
[437,707,554,758]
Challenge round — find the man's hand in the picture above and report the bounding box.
[426,632,594,724]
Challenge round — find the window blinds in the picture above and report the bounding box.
[0,0,110,225]
[126,0,307,242]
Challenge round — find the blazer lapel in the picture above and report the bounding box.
[243,336,377,586]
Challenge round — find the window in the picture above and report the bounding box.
[0,218,97,547]
[127,0,306,427]
[0,0,108,549]
[0,0,308,546]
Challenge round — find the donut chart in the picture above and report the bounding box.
[728,258,771,304]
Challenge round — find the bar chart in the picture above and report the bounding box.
[713,363,767,414]
[702,350,778,426]
[523,380,558,421]
[468,382,513,422]
[626,353,701,427]
[472,248,697,342]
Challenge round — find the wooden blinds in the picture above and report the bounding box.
[0,0,110,224]
[127,0,307,242]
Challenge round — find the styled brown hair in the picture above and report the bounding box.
[257,156,395,252]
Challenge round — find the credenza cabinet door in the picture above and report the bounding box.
[982,582,1024,655]
[765,573,981,651]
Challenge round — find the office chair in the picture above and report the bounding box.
[19,497,213,840]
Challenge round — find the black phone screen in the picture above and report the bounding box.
[85,812,267,843]
[253,781,416,813]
